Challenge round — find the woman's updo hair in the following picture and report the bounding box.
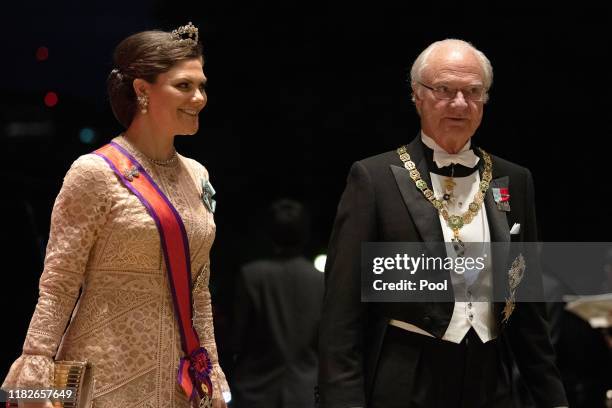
[107,26,203,128]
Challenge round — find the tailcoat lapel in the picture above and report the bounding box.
[484,167,512,326]
[390,137,444,246]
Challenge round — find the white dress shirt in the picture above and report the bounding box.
[390,133,497,344]
[424,132,497,343]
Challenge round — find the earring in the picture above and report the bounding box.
[137,94,149,114]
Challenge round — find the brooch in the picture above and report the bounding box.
[123,165,140,181]
[201,179,216,213]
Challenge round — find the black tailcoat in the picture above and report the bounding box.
[318,136,567,408]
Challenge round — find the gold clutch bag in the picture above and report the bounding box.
[53,361,94,408]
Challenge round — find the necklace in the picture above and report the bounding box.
[396,145,493,248]
[147,152,178,166]
[120,134,178,166]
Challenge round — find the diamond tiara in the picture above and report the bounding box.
[171,21,198,44]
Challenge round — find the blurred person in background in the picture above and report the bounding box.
[231,199,324,408]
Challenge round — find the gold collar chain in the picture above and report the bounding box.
[396,145,493,244]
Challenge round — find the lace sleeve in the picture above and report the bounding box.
[192,263,231,401]
[2,154,113,389]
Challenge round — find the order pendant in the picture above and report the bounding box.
[447,215,464,230]
[451,229,466,257]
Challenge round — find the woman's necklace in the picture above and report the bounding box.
[120,134,178,166]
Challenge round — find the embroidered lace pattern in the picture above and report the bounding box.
[2,136,229,407]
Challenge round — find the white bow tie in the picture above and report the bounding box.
[433,149,480,169]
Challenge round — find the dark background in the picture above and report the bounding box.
[1,1,611,388]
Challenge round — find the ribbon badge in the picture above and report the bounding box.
[202,179,216,214]
[179,347,214,407]
[492,187,511,212]
[191,347,213,407]
[502,253,526,324]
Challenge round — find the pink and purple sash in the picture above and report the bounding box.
[95,142,213,402]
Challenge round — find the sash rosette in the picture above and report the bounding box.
[179,347,214,399]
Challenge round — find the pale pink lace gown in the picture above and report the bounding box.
[2,136,229,407]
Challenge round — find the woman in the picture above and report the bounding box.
[2,23,229,408]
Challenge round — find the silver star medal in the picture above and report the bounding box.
[502,253,525,324]
[201,179,216,213]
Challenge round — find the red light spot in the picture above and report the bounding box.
[36,46,49,61]
[44,92,58,107]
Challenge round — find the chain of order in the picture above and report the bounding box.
[396,145,493,240]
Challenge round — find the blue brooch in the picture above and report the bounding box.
[201,179,216,213]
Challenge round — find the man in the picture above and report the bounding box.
[318,39,568,408]
[232,199,324,408]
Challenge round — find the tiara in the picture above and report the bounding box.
[171,22,198,44]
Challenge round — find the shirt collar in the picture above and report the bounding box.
[420,131,472,154]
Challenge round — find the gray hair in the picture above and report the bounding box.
[410,39,493,103]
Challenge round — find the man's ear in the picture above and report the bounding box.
[133,78,149,97]
[412,85,422,115]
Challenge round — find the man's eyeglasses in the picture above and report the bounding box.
[417,81,487,102]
